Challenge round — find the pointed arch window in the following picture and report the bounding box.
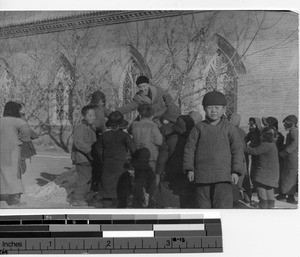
[0,59,15,113]
[50,67,72,125]
[205,35,246,115]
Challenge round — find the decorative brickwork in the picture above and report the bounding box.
[0,11,199,39]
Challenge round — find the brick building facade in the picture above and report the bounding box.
[0,10,298,150]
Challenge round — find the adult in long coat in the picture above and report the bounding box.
[279,115,298,203]
[0,101,31,205]
[117,76,176,120]
[154,115,195,208]
[96,111,136,207]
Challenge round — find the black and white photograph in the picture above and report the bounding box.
[0,10,298,209]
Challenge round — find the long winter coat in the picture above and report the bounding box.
[131,118,163,170]
[97,129,136,198]
[245,142,279,188]
[183,118,244,184]
[117,85,175,118]
[280,127,298,194]
[0,117,31,194]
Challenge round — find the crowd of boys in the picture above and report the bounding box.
[70,75,298,208]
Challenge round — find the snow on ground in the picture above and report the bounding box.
[0,152,298,209]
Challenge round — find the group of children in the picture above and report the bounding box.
[71,84,298,209]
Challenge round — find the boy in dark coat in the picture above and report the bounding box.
[155,115,195,208]
[183,91,244,208]
[71,105,97,206]
[245,127,280,208]
[278,115,298,203]
[96,111,136,208]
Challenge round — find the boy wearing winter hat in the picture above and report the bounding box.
[183,90,244,208]
[97,111,136,208]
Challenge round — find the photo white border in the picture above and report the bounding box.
[0,2,299,256]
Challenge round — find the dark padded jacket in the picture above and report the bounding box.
[183,118,244,184]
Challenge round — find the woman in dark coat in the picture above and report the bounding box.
[154,115,195,208]
[96,111,136,208]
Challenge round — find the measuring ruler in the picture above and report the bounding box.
[0,212,222,254]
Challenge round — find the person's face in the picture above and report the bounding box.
[137,83,150,95]
[283,121,294,131]
[249,120,256,130]
[97,99,105,107]
[84,109,96,125]
[204,105,225,121]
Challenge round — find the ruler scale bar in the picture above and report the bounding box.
[0,213,222,254]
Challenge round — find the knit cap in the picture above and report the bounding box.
[136,76,149,85]
[202,90,226,106]
[90,91,106,104]
[3,101,22,118]
[266,117,279,130]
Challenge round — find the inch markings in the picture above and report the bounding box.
[0,213,223,254]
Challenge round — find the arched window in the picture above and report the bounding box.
[118,45,152,121]
[0,58,15,114]
[49,67,72,125]
[205,35,246,115]
[48,53,74,125]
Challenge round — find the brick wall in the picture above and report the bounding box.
[237,12,298,135]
